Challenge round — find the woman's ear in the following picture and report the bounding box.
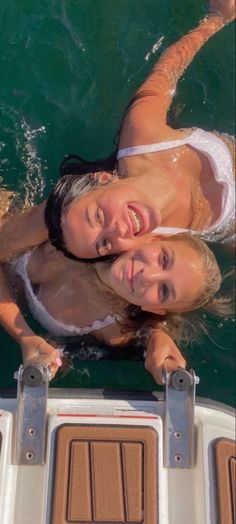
[141,304,167,315]
[93,171,118,185]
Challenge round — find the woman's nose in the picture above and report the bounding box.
[105,220,129,243]
[139,265,163,286]
[116,221,129,238]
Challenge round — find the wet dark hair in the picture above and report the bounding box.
[59,151,117,177]
[44,151,117,262]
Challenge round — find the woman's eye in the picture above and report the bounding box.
[160,283,169,302]
[162,249,169,269]
[96,208,104,226]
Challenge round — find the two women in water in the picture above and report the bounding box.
[0,0,235,380]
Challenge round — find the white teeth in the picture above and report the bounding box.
[129,209,141,234]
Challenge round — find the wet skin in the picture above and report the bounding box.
[97,237,204,314]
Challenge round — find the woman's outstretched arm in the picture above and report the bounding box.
[0,201,48,262]
[0,265,61,377]
[119,0,235,147]
[144,329,186,385]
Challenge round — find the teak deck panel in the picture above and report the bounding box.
[51,424,158,524]
[214,438,236,524]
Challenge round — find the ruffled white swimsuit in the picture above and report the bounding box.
[118,128,235,240]
[11,251,121,337]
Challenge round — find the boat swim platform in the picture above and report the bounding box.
[0,367,235,524]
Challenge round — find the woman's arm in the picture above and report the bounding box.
[0,201,48,262]
[119,1,234,147]
[144,329,186,385]
[0,265,61,377]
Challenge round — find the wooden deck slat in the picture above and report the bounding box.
[67,442,92,521]
[91,442,125,521]
[122,442,143,521]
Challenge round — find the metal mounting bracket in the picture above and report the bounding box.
[163,368,199,468]
[14,364,51,465]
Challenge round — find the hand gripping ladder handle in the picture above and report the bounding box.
[163,368,199,468]
[14,363,51,465]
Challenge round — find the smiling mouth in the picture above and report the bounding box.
[128,208,142,235]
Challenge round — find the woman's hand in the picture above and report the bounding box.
[144,330,186,385]
[209,0,235,23]
[20,335,62,379]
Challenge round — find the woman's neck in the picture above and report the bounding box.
[130,168,181,222]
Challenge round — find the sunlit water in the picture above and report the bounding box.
[0,0,235,404]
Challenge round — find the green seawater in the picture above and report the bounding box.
[0,0,235,404]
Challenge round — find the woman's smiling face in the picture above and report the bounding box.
[105,237,204,314]
[61,178,162,259]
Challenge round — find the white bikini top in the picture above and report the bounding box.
[11,251,121,337]
[117,128,235,239]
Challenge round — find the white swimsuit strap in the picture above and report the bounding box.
[151,226,190,235]
[12,251,121,337]
[117,134,192,159]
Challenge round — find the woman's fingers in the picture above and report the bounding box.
[24,353,61,379]
[166,346,186,369]
[146,357,186,385]
[37,349,62,378]
[148,341,186,369]
[163,356,186,373]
